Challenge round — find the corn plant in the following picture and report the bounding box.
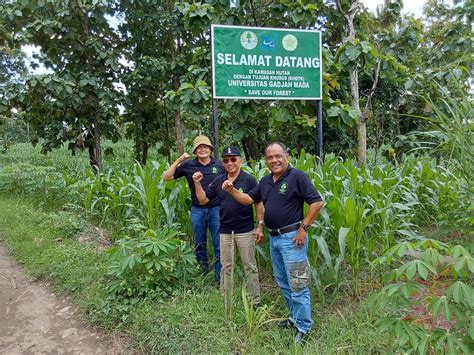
[296,151,470,296]
[79,161,192,235]
[240,286,279,334]
[370,240,474,354]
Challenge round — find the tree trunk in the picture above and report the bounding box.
[167,11,184,156]
[357,116,367,166]
[173,76,184,155]
[142,141,149,164]
[337,0,367,166]
[92,117,102,170]
[134,115,142,163]
[242,137,260,161]
[295,134,302,155]
[174,109,184,155]
[88,145,95,170]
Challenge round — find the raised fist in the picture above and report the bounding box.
[192,171,203,183]
[222,179,234,192]
[179,152,190,162]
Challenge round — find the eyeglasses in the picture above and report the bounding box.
[223,157,238,164]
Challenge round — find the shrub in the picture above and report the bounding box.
[106,226,199,300]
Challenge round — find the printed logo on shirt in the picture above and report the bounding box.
[212,167,218,173]
[279,182,288,194]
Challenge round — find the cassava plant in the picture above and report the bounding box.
[107,226,199,300]
[370,239,474,354]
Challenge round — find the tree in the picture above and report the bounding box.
[335,0,380,165]
[0,0,122,169]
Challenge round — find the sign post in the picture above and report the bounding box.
[211,25,323,157]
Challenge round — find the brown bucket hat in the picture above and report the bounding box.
[192,135,213,153]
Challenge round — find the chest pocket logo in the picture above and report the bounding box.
[212,167,218,174]
[279,182,288,194]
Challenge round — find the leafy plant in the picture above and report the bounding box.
[408,80,474,185]
[240,286,278,334]
[107,226,199,300]
[370,239,474,354]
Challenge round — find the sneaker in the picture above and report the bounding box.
[277,319,295,329]
[294,330,309,344]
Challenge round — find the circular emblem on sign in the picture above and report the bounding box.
[282,34,298,51]
[240,31,258,50]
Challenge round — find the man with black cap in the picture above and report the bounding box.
[222,142,324,344]
[192,146,263,305]
[163,135,224,282]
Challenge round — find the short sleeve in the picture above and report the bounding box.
[173,162,186,179]
[297,171,322,204]
[247,181,262,203]
[205,176,219,201]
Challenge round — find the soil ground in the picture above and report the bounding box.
[0,244,122,354]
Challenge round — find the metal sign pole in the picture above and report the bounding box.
[317,99,323,160]
[212,98,219,156]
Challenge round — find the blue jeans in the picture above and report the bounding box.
[270,230,313,334]
[190,206,221,282]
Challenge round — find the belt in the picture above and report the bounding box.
[268,221,302,236]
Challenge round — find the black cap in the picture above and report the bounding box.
[221,146,241,157]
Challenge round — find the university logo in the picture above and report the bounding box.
[240,31,258,50]
[212,167,218,173]
[279,182,288,194]
[282,34,298,51]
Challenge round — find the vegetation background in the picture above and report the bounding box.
[0,0,472,353]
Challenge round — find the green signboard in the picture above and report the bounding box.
[211,25,322,100]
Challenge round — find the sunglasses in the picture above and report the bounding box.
[222,157,238,164]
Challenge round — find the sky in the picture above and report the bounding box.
[362,0,426,16]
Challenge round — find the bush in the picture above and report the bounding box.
[106,226,199,300]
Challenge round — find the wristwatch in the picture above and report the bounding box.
[300,222,310,232]
[258,220,264,226]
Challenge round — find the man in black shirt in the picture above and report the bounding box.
[163,135,224,282]
[193,146,264,304]
[222,142,323,343]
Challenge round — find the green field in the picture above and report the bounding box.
[0,142,472,353]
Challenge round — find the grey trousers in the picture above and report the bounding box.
[220,230,261,304]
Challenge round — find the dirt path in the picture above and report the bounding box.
[0,244,121,354]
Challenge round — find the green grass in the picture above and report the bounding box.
[0,193,391,352]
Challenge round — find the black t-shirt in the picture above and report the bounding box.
[248,166,322,229]
[206,170,257,233]
[174,158,224,207]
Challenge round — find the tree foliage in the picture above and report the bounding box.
[0,0,471,166]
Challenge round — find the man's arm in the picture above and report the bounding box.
[302,200,324,228]
[254,201,264,243]
[192,171,209,205]
[294,200,324,249]
[163,152,190,181]
[222,180,254,205]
